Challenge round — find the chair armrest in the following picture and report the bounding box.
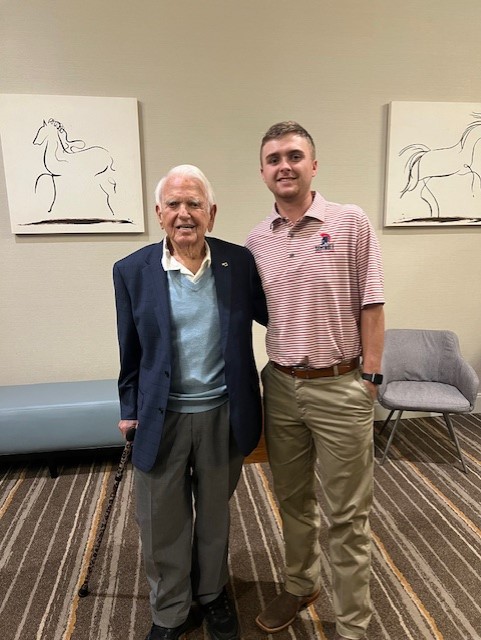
[452,360,480,409]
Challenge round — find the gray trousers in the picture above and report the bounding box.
[134,403,244,628]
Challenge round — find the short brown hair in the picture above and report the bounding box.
[260,121,316,160]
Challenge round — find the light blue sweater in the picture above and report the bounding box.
[166,268,227,413]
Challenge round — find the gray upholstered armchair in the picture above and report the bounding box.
[377,329,479,473]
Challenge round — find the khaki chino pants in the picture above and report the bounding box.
[261,363,374,638]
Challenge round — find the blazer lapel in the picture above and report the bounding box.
[145,241,171,341]
[209,239,231,353]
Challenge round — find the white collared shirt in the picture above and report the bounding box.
[161,239,211,283]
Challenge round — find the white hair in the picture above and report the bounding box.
[154,164,216,209]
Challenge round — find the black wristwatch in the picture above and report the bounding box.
[361,372,383,385]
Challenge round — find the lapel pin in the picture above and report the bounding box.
[222,262,229,267]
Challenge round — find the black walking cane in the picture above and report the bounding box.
[78,426,136,597]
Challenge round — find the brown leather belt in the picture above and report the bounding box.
[271,357,359,379]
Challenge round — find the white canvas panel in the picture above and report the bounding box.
[0,94,145,234]
[385,101,481,227]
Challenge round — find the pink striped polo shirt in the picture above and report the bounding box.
[245,192,384,368]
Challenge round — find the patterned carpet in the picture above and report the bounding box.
[1,413,481,640]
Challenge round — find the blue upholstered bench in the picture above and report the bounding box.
[0,379,124,476]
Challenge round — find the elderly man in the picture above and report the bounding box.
[113,164,267,640]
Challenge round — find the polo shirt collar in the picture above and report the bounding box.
[161,238,211,282]
[269,191,327,228]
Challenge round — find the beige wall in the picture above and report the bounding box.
[1,1,481,403]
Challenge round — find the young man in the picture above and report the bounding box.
[246,122,385,640]
[114,164,267,640]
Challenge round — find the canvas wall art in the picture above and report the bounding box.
[0,94,144,234]
[384,101,481,227]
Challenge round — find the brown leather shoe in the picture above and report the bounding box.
[255,588,320,633]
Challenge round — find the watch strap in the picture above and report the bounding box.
[361,372,383,385]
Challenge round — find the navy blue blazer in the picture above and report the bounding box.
[113,237,268,472]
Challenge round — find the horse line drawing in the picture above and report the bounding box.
[29,118,132,226]
[396,112,481,224]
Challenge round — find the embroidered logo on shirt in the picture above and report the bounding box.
[314,233,334,252]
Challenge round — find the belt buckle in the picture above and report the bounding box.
[291,364,307,375]
[291,364,311,378]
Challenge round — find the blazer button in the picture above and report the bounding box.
[164,371,169,377]
[158,407,164,414]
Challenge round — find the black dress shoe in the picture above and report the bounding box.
[201,588,240,640]
[145,607,203,640]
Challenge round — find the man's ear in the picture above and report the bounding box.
[156,204,163,228]
[207,204,217,232]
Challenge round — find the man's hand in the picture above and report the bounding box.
[118,419,138,439]
[363,380,378,401]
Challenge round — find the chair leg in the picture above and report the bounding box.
[379,411,404,465]
[443,413,468,473]
[378,410,395,435]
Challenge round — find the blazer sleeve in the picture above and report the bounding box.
[248,249,268,327]
[113,262,141,420]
